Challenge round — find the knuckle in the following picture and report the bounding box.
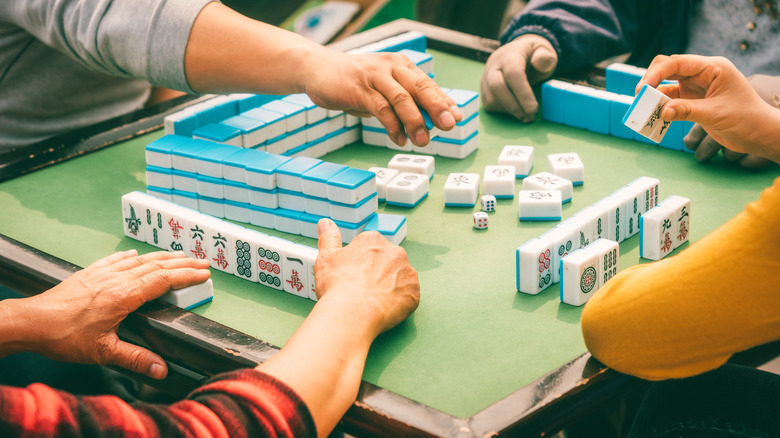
[389,90,411,107]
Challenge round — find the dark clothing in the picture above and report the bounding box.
[501,0,692,74]
[629,364,780,437]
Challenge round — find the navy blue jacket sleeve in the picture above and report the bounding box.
[501,0,690,74]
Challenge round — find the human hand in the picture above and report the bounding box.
[313,219,420,336]
[638,54,780,165]
[681,74,780,169]
[302,51,462,147]
[481,34,558,122]
[11,250,210,379]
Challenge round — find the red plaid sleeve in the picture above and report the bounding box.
[0,369,316,437]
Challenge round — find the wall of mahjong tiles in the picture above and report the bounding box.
[0,48,777,419]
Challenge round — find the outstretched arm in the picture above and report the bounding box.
[0,250,211,379]
[184,2,461,147]
[583,54,780,380]
[256,219,420,437]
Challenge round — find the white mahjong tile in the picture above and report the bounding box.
[560,249,600,307]
[517,190,562,221]
[611,184,645,239]
[388,154,435,179]
[583,238,619,288]
[556,215,597,250]
[639,205,676,261]
[121,192,150,243]
[522,172,573,203]
[443,173,480,207]
[498,145,534,178]
[628,176,661,215]
[592,195,628,243]
[483,165,515,199]
[385,172,429,208]
[368,167,400,202]
[547,152,584,186]
[658,195,691,249]
[159,278,214,310]
[515,238,554,295]
[575,205,610,241]
[623,84,672,142]
[539,226,576,284]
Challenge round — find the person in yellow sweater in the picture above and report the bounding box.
[581,54,780,437]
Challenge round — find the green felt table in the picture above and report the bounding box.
[1,21,777,435]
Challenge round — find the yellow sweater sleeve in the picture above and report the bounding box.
[581,177,780,381]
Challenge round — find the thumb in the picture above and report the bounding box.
[528,42,557,77]
[105,339,168,380]
[317,218,342,253]
[660,99,709,123]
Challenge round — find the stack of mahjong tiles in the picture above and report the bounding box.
[164,91,362,159]
[540,63,694,151]
[163,31,435,159]
[121,191,318,300]
[516,176,667,306]
[360,87,480,159]
[144,135,407,244]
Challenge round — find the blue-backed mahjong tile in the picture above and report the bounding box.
[145,135,192,168]
[276,157,323,190]
[658,121,684,151]
[212,98,238,122]
[242,107,286,139]
[170,139,216,173]
[609,94,635,140]
[245,153,292,189]
[196,143,242,177]
[232,94,278,112]
[193,123,242,146]
[301,162,348,197]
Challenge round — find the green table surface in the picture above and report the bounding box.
[1,50,777,418]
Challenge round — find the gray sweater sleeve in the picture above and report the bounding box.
[0,0,215,93]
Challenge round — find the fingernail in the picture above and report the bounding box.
[450,105,463,121]
[172,251,185,256]
[149,363,165,380]
[317,218,335,235]
[414,128,429,146]
[439,110,456,129]
[396,132,407,146]
[662,107,676,120]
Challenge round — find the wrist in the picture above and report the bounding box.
[754,104,780,164]
[0,298,38,356]
[314,284,387,341]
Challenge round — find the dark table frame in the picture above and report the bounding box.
[10,19,776,437]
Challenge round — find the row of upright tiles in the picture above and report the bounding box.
[516,176,661,295]
[541,63,695,152]
[144,135,410,244]
[121,191,319,300]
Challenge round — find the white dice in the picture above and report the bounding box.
[473,211,489,229]
[480,195,496,212]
